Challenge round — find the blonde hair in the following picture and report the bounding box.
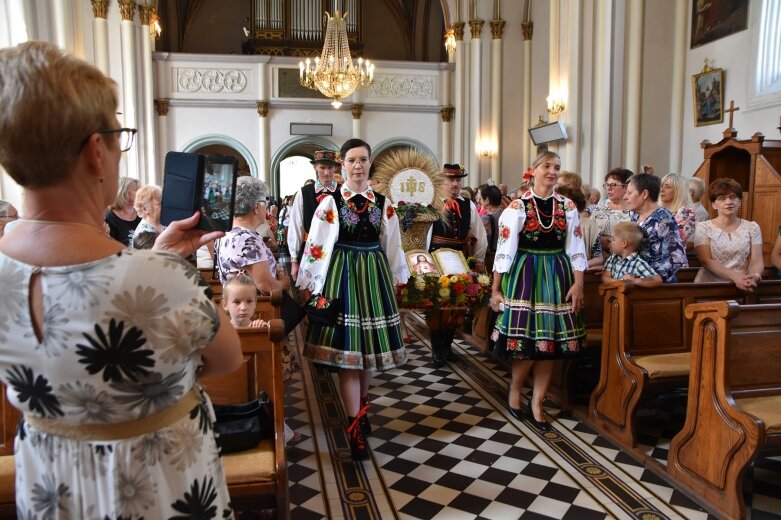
[531,151,560,169]
[133,184,162,216]
[0,41,118,188]
[110,177,141,211]
[558,172,583,191]
[223,272,257,302]
[660,173,692,213]
[612,221,644,250]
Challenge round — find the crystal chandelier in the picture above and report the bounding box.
[299,11,375,109]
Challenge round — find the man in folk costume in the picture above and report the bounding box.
[427,163,488,368]
[288,150,341,281]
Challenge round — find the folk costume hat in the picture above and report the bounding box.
[442,163,468,178]
[311,150,340,166]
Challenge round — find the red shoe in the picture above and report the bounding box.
[347,414,369,461]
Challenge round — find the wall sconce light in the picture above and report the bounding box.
[476,138,497,159]
[546,96,566,115]
[150,11,162,40]
[444,29,456,55]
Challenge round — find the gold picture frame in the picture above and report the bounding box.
[406,250,440,276]
[692,64,723,127]
[431,248,470,276]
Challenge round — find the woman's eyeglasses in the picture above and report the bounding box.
[79,128,137,152]
[602,183,626,190]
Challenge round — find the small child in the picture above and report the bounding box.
[222,272,269,328]
[601,221,663,287]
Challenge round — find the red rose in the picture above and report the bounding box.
[501,227,510,239]
[310,245,324,260]
[556,218,567,230]
[453,282,465,295]
[386,206,395,218]
[526,218,540,232]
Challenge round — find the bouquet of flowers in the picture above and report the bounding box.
[397,272,492,310]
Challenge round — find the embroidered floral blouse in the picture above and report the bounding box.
[493,190,587,273]
[295,184,409,294]
[632,207,687,282]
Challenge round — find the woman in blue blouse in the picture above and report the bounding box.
[623,173,687,282]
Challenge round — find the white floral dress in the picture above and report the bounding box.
[693,219,762,283]
[0,248,233,519]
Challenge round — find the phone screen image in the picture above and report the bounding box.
[200,159,235,231]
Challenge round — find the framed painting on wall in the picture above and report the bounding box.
[692,66,724,126]
[691,0,749,48]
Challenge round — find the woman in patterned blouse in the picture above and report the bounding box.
[624,173,687,282]
[659,173,697,245]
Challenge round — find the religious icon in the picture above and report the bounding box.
[691,63,723,127]
[690,0,748,49]
[406,250,440,276]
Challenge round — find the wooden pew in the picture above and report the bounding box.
[588,279,781,449]
[200,320,290,519]
[0,385,19,517]
[667,300,781,520]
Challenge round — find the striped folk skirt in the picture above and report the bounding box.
[304,241,406,371]
[492,248,586,361]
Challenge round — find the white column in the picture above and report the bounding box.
[624,0,644,172]
[441,106,454,164]
[564,0,581,173]
[468,18,483,187]
[453,22,466,165]
[669,0,687,173]
[522,21,533,169]
[139,6,157,186]
[154,99,169,177]
[118,0,139,179]
[91,0,109,73]
[351,104,364,138]
[52,0,71,50]
[490,19,505,184]
[257,102,270,184]
[591,0,612,183]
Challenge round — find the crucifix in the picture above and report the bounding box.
[725,100,739,130]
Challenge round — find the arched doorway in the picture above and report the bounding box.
[181,135,258,178]
[270,136,339,198]
[373,137,440,177]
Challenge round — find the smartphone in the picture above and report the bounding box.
[160,151,238,232]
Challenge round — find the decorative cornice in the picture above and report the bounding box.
[256,101,269,117]
[370,74,436,99]
[138,5,153,25]
[490,20,506,39]
[521,21,533,41]
[440,106,454,123]
[154,98,169,116]
[117,0,135,22]
[468,19,485,39]
[91,0,108,19]
[351,103,364,119]
[452,22,466,41]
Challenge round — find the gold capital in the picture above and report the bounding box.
[440,106,454,123]
[257,101,269,118]
[351,103,364,119]
[117,0,136,22]
[452,22,466,41]
[490,20,506,39]
[138,5,153,25]
[469,19,484,39]
[154,99,169,116]
[91,0,108,19]
[521,21,533,41]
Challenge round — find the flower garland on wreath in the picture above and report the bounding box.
[396,271,491,310]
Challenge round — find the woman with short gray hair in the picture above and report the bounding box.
[216,176,286,293]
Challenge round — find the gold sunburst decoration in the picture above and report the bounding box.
[371,147,446,211]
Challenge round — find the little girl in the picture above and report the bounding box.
[222,272,269,328]
[222,272,302,444]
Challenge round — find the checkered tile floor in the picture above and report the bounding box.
[283,312,781,519]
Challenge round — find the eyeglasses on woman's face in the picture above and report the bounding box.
[603,183,626,190]
[79,127,138,153]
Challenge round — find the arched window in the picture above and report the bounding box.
[749,0,781,108]
[0,0,28,48]
[279,156,316,197]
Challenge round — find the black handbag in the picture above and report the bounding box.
[307,295,340,325]
[281,290,308,335]
[212,391,274,454]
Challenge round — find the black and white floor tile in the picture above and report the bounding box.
[283,313,781,519]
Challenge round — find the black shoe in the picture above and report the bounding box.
[445,349,458,362]
[529,418,552,432]
[347,416,369,461]
[508,404,526,421]
[431,351,445,368]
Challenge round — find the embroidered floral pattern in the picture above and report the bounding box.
[522,198,567,242]
[386,205,395,218]
[304,243,326,263]
[497,224,511,245]
[316,208,337,224]
[509,200,522,210]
